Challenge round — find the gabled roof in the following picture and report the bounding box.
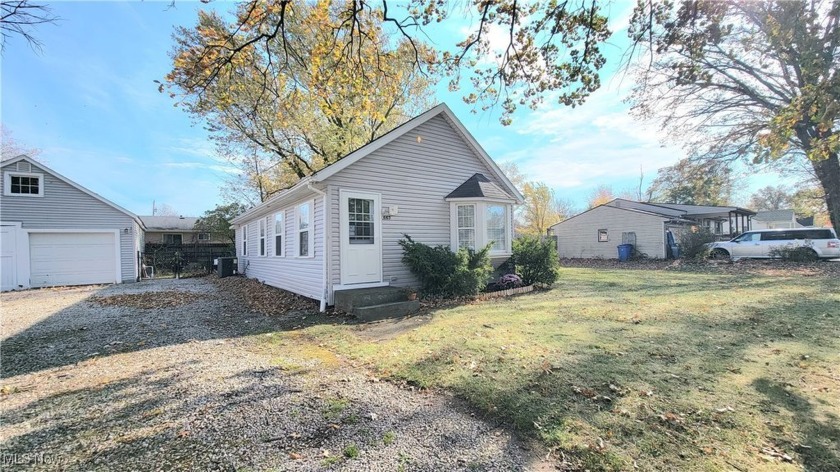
[310,103,523,202]
[232,103,524,225]
[549,201,691,230]
[2,154,145,230]
[550,198,751,230]
[445,173,515,200]
[139,215,199,231]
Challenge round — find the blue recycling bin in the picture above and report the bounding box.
[617,244,633,262]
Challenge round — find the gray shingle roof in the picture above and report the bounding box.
[139,215,199,231]
[445,173,515,200]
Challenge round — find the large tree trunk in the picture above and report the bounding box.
[811,151,840,235]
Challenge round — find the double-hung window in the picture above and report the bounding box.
[273,212,284,257]
[456,204,476,250]
[296,201,314,257]
[241,226,248,256]
[259,219,266,256]
[486,204,507,251]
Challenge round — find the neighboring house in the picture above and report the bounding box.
[549,199,755,259]
[230,103,524,309]
[751,209,805,229]
[0,155,145,291]
[140,215,229,245]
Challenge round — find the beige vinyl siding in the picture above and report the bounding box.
[237,195,324,301]
[552,206,667,259]
[323,114,509,292]
[1,160,139,282]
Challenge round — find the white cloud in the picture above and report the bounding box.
[498,83,684,200]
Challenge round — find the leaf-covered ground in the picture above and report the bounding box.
[89,290,202,309]
[264,265,840,471]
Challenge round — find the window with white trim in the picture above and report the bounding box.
[242,226,248,256]
[456,204,476,250]
[486,204,507,251]
[4,172,44,196]
[273,211,284,257]
[598,229,608,242]
[164,234,182,245]
[451,202,512,254]
[197,233,210,241]
[259,219,266,256]
[296,201,314,257]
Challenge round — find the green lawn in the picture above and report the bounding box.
[266,267,840,471]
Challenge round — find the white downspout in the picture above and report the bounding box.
[308,182,328,312]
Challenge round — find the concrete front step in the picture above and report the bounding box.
[334,286,408,312]
[353,300,421,322]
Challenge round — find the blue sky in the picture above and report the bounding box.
[1,1,784,216]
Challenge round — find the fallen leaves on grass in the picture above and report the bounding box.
[89,291,200,309]
[212,275,317,316]
[559,258,840,277]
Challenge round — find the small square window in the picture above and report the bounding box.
[198,233,210,241]
[598,229,608,242]
[5,172,43,197]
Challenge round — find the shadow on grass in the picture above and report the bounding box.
[382,285,840,471]
[753,378,840,471]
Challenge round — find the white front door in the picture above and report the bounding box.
[0,225,18,291]
[340,190,382,285]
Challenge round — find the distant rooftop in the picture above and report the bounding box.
[139,215,199,231]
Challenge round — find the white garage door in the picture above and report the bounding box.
[29,232,118,287]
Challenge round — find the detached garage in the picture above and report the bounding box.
[0,155,144,291]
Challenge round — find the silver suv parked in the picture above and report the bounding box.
[707,228,840,261]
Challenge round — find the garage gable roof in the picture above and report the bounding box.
[2,155,146,230]
[549,203,672,230]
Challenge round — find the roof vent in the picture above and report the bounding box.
[17,161,32,173]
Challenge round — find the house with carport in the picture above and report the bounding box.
[549,199,755,259]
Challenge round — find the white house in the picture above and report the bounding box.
[230,103,524,310]
[0,155,145,291]
[751,209,805,229]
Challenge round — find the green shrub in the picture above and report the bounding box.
[678,228,716,260]
[399,235,492,297]
[511,236,559,287]
[768,244,819,262]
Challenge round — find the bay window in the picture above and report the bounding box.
[450,201,512,255]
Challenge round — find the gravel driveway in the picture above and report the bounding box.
[1,278,546,471]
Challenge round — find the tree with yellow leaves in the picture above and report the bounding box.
[165,2,433,201]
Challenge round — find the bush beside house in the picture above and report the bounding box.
[511,236,560,287]
[399,235,492,297]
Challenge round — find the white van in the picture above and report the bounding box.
[707,228,840,261]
